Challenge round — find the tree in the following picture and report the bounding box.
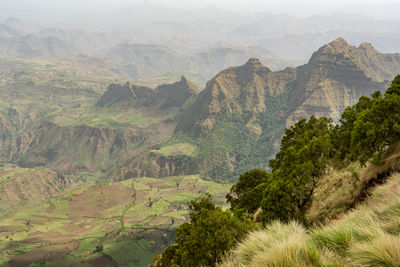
[332,95,374,161]
[262,116,334,223]
[151,194,254,267]
[351,93,400,164]
[344,76,400,164]
[384,75,400,96]
[226,169,270,216]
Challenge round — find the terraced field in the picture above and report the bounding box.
[0,175,230,266]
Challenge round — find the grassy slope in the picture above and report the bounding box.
[0,175,230,267]
[221,172,400,267]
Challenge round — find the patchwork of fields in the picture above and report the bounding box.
[0,174,230,266]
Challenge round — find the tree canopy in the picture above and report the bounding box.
[226,169,270,216]
[151,194,255,267]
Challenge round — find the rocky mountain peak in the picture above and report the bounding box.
[96,82,154,106]
[241,58,271,72]
[178,75,199,93]
[329,37,350,50]
[96,83,136,106]
[180,75,189,83]
[359,42,379,54]
[156,77,199,109]
[309,37,353,64]
[244,58,263,67]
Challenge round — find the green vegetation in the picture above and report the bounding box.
[52,102,178,130]
[262,116,334,223]
[152,194,255,267]
[193,114,271,182]
[226,169,270,217]
[155,143,197,157]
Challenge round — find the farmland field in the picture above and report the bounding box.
[0,174,230,266]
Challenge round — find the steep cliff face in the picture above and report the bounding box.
[97,82,154,106]
[176,58,284,134]
[156,76,199,109]
[1,76,200,179]
[285,38,400,125]
[97,76,199,109]
[0,105,44,162]
[112,151,198,181]
[0,167,73,211]
[7,121,147,173]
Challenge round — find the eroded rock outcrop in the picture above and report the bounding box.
[112,151,198,181]
[7,121,147,173]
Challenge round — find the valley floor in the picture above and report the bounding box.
[0,173,229,267]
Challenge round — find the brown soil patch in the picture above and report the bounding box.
[147,216,171,227]
[146,181,166,188]
[0,225,25,232]
[8,240,79,267]
[68,183,133,219]
[87,254,116,267]
[0,170,10,177]
[27,230,67,242]
[133,190,147,202]
[45,203,55,213]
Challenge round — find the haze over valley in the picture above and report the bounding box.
[1,1,400,266]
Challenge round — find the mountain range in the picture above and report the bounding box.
[2,38,399,183]
[1,37,400,265]
[2,4,400,86]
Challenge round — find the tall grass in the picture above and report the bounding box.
[220,174,400,267]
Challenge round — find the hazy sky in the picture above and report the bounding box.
[1,0,399,19]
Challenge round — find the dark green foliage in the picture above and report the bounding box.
[351,92,400,164]
[332,95,373,161]
[151,194,254,267]
[226,169,270,216]
[262,116,334,223]
[95,244,103,252]
[333,75,400,165]
[27,262,47,267]
[197,114,269,182]
[384,75,400,96]
[191,90,291,182]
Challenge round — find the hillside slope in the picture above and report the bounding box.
[221,171,400,266]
